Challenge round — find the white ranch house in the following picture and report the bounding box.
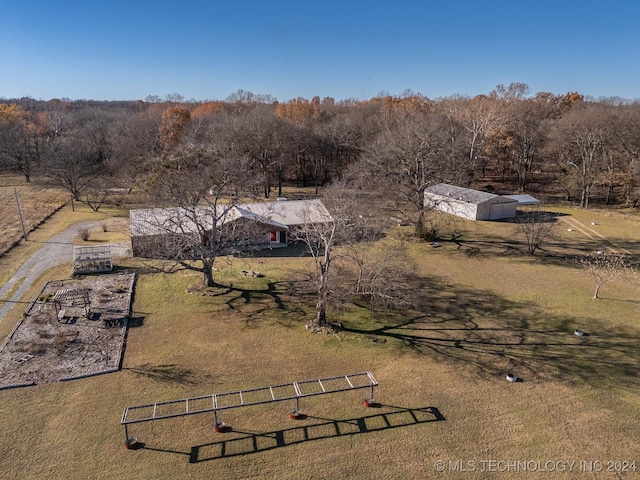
[424,184,538,221]
[129,199,332,258]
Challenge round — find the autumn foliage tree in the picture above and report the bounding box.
[160,106,191,150]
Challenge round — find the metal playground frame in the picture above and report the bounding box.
[120,371,378,445]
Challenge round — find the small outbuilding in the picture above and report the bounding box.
[424,184,518,221]
[72,245,113,275]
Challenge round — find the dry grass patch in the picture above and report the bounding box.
[0,207,639,479]
[0,203,129,288]
[0,177,68,253]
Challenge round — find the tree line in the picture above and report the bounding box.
[1,83,639,220]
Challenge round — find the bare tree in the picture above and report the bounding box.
[514,207,557,255]
[485,87,554,192]
[143,148,258,287]
[290,198,341,328]
[231,104,280,198]
[613,103,640,205]
[362,111,454,235]
[439,94,504,181]
[80,178,110,212]
[339,240,413,310]
[44,131,107,202]
[289,180,371,328]
[577,252,635,299]
[290,178,409,328]
[547,104,610,208]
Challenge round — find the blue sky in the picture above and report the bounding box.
[1,0,639,102]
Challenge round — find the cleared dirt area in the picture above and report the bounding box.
[0,273,135,388]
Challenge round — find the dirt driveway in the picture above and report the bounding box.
[560,216,633,254]
[0,221,130,323]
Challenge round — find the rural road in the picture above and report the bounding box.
[0,221,130,323]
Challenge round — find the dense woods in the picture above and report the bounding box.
[1,84,639,217]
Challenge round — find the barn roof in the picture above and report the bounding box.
[424,184,516,205]
[503,194,540,205]
[130,199,332,237]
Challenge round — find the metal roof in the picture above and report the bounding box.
[73,245,112,261]
[424,184,516,205]
[504,194,540,205]
[130,199,332,237]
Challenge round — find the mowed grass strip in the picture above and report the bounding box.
[0,208,639,479]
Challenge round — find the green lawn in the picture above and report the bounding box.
[0,207,639,479]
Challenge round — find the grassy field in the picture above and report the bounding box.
[0,206,639,479]
[0,176,69,255]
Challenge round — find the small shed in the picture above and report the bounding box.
[73,245,113,275]
[424,184,518,221]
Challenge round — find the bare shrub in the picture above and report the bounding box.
[26,341,48,355]
[30,312,50,325]
[514,208,557,255]
[54,331,67,354]
[418,210,464,241]
[78,228,91,242]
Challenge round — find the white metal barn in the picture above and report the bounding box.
[424,184,518,221]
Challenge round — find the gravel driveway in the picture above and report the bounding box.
[0,221,130,323]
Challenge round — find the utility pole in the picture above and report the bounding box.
[14,187,29,241]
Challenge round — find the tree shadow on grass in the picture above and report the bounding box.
[124,363,199,385]
[442,211,640,269]
[186,405,444,463]
[344,276,640,390]
[224,281,287,311]
[442,235,640,269]
[185,272,309,327]
[221,279,314,327]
